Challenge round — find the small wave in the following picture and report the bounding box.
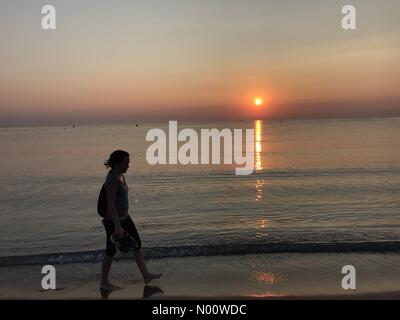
[1,241,399,267]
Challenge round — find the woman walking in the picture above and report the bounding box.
[100,150,162,293]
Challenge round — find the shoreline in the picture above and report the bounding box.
[2,241,400,268]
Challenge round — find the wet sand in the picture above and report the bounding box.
[1,252,399,299]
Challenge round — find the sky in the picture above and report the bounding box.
[0,0,400,126]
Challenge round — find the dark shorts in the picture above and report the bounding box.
[103,215,142,257]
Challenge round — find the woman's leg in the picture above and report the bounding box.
[123,216,162,284]
[133,248,162,284]
[101,254,113,286]
[101,220,119,290]
[100,254,122,290]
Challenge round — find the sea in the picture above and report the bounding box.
[1,118,399,267]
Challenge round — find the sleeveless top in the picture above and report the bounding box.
[104,171,129,220]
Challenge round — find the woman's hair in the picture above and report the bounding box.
[104,150,130,169]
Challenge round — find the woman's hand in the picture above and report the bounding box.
[114,225,125,239]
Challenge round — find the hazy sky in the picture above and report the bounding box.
[1,0,399,125]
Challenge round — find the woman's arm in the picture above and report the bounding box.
[105,183,124,238]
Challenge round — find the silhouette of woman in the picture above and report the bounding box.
[100,150,162,294]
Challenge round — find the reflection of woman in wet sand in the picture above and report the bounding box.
[100,150,162,294]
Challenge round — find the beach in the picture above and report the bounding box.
[1,252,399,299]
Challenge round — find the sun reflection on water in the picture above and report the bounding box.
[252,271,283,285]
[254,120,263,172]
[254,120,265,203]
[255,179,264,201]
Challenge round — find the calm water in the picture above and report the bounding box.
[0,118,399,260]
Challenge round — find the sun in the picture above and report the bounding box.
[254,97,263,106]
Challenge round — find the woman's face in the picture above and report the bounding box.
[117,156,130,173]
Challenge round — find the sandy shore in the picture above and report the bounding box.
[1,252,399,299]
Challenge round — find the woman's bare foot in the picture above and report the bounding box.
[144,273,163,284]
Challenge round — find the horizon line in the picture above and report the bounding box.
[1,114,400,129]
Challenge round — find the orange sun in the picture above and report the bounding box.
[254,97,263,106]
